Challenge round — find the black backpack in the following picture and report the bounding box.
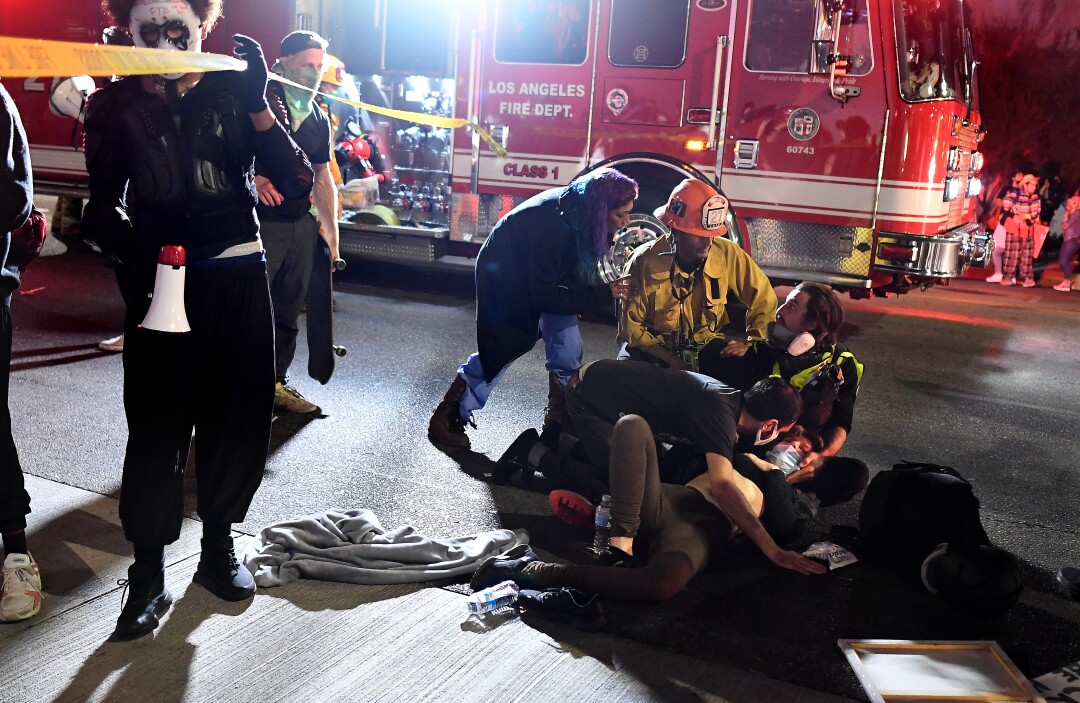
[858,461,990,570]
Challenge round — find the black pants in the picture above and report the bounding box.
[263,215,317,383]
[0,304,29,535]
[526,415,732,601]
[120,255,274,545]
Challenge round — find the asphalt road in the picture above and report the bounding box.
[9,246,1080,700]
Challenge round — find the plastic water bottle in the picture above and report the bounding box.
[590,494,612,556]
[463,580,520,615]
[766,443,803,477]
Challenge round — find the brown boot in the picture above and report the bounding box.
[542,372,577,436]
[428,376,471,449]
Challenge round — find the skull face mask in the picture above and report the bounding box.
[129,0,204,80]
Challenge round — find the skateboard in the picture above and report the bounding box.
[306,239,346,384]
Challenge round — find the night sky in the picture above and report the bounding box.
[969,0,1080,193]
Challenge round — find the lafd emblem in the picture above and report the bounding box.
[606,88,629,116]
[787,108,820,141]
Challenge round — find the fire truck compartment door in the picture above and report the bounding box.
[600,78,684,128]
[470,1,595,194]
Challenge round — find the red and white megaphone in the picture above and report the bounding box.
[140,245,191,333]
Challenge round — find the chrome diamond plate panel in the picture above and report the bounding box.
[450,193,522,243]
[340,232,443,263]
[748,218,873,277]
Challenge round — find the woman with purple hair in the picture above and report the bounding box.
[429,168,638,450]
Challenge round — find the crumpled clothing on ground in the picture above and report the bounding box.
[243,508,528,588]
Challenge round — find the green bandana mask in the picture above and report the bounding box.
[281,68,321,124]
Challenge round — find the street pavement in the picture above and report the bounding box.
[1,232,1079,701]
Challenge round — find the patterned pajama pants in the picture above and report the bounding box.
[1002,233,1034,282]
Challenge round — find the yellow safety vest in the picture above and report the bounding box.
[773,349,864,391]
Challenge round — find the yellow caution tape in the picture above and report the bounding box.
[0,35,507,158]
[0,36,243,77]
[268,73,508,158]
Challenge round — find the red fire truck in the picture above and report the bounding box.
[2,0,989,295]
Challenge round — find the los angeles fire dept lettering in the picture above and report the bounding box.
[489,81,586,119]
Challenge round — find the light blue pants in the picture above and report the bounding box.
[456,313,582,421]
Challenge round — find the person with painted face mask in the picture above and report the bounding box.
[493,359,827,582]
[618,178,776,371]
[701,282,863,483]
[81,0,314,640]
[255,31,340,414]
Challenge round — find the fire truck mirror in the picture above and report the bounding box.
[810,40,832,74]
[810,0,842,72]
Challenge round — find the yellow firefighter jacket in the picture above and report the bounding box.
[620,234,777,361]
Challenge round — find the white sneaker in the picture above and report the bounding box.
[985,272,1003,283]
[1053,280,1073,292]
[1,552,42,622]
[274,382,319,414]
[98,334,124,352]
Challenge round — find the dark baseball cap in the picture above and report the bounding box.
[280,30,328,57]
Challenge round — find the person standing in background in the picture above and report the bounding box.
[256,31,340,415]
[999,174,1041,288]
[1054,196,1080,291]
[985,170,1023,284]
[0,81,42,622]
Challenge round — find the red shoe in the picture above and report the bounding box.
[549,490,595,530]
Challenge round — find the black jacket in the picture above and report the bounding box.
[82,73,313,267]
[474,187,613,382]
[0,83,31,305]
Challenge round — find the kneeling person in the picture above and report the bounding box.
[701,281,862,479]
[619,178,776,370]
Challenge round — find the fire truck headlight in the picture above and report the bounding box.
[946,146,960,172]
[943,176,962,202]
[966,176,982,198]
[970,151,984,172]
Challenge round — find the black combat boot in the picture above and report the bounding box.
[193,536,256,602]
[428,376,472,449]
[493,428,542,485]
[542,372,576,436]
[113,551,172,641]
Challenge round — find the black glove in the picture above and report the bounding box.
[233,34,269,114]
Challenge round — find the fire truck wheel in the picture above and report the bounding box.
[580,156,746,249]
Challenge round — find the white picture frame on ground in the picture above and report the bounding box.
[838,639,1044,703]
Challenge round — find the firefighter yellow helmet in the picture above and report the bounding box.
[322,55,345,87]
